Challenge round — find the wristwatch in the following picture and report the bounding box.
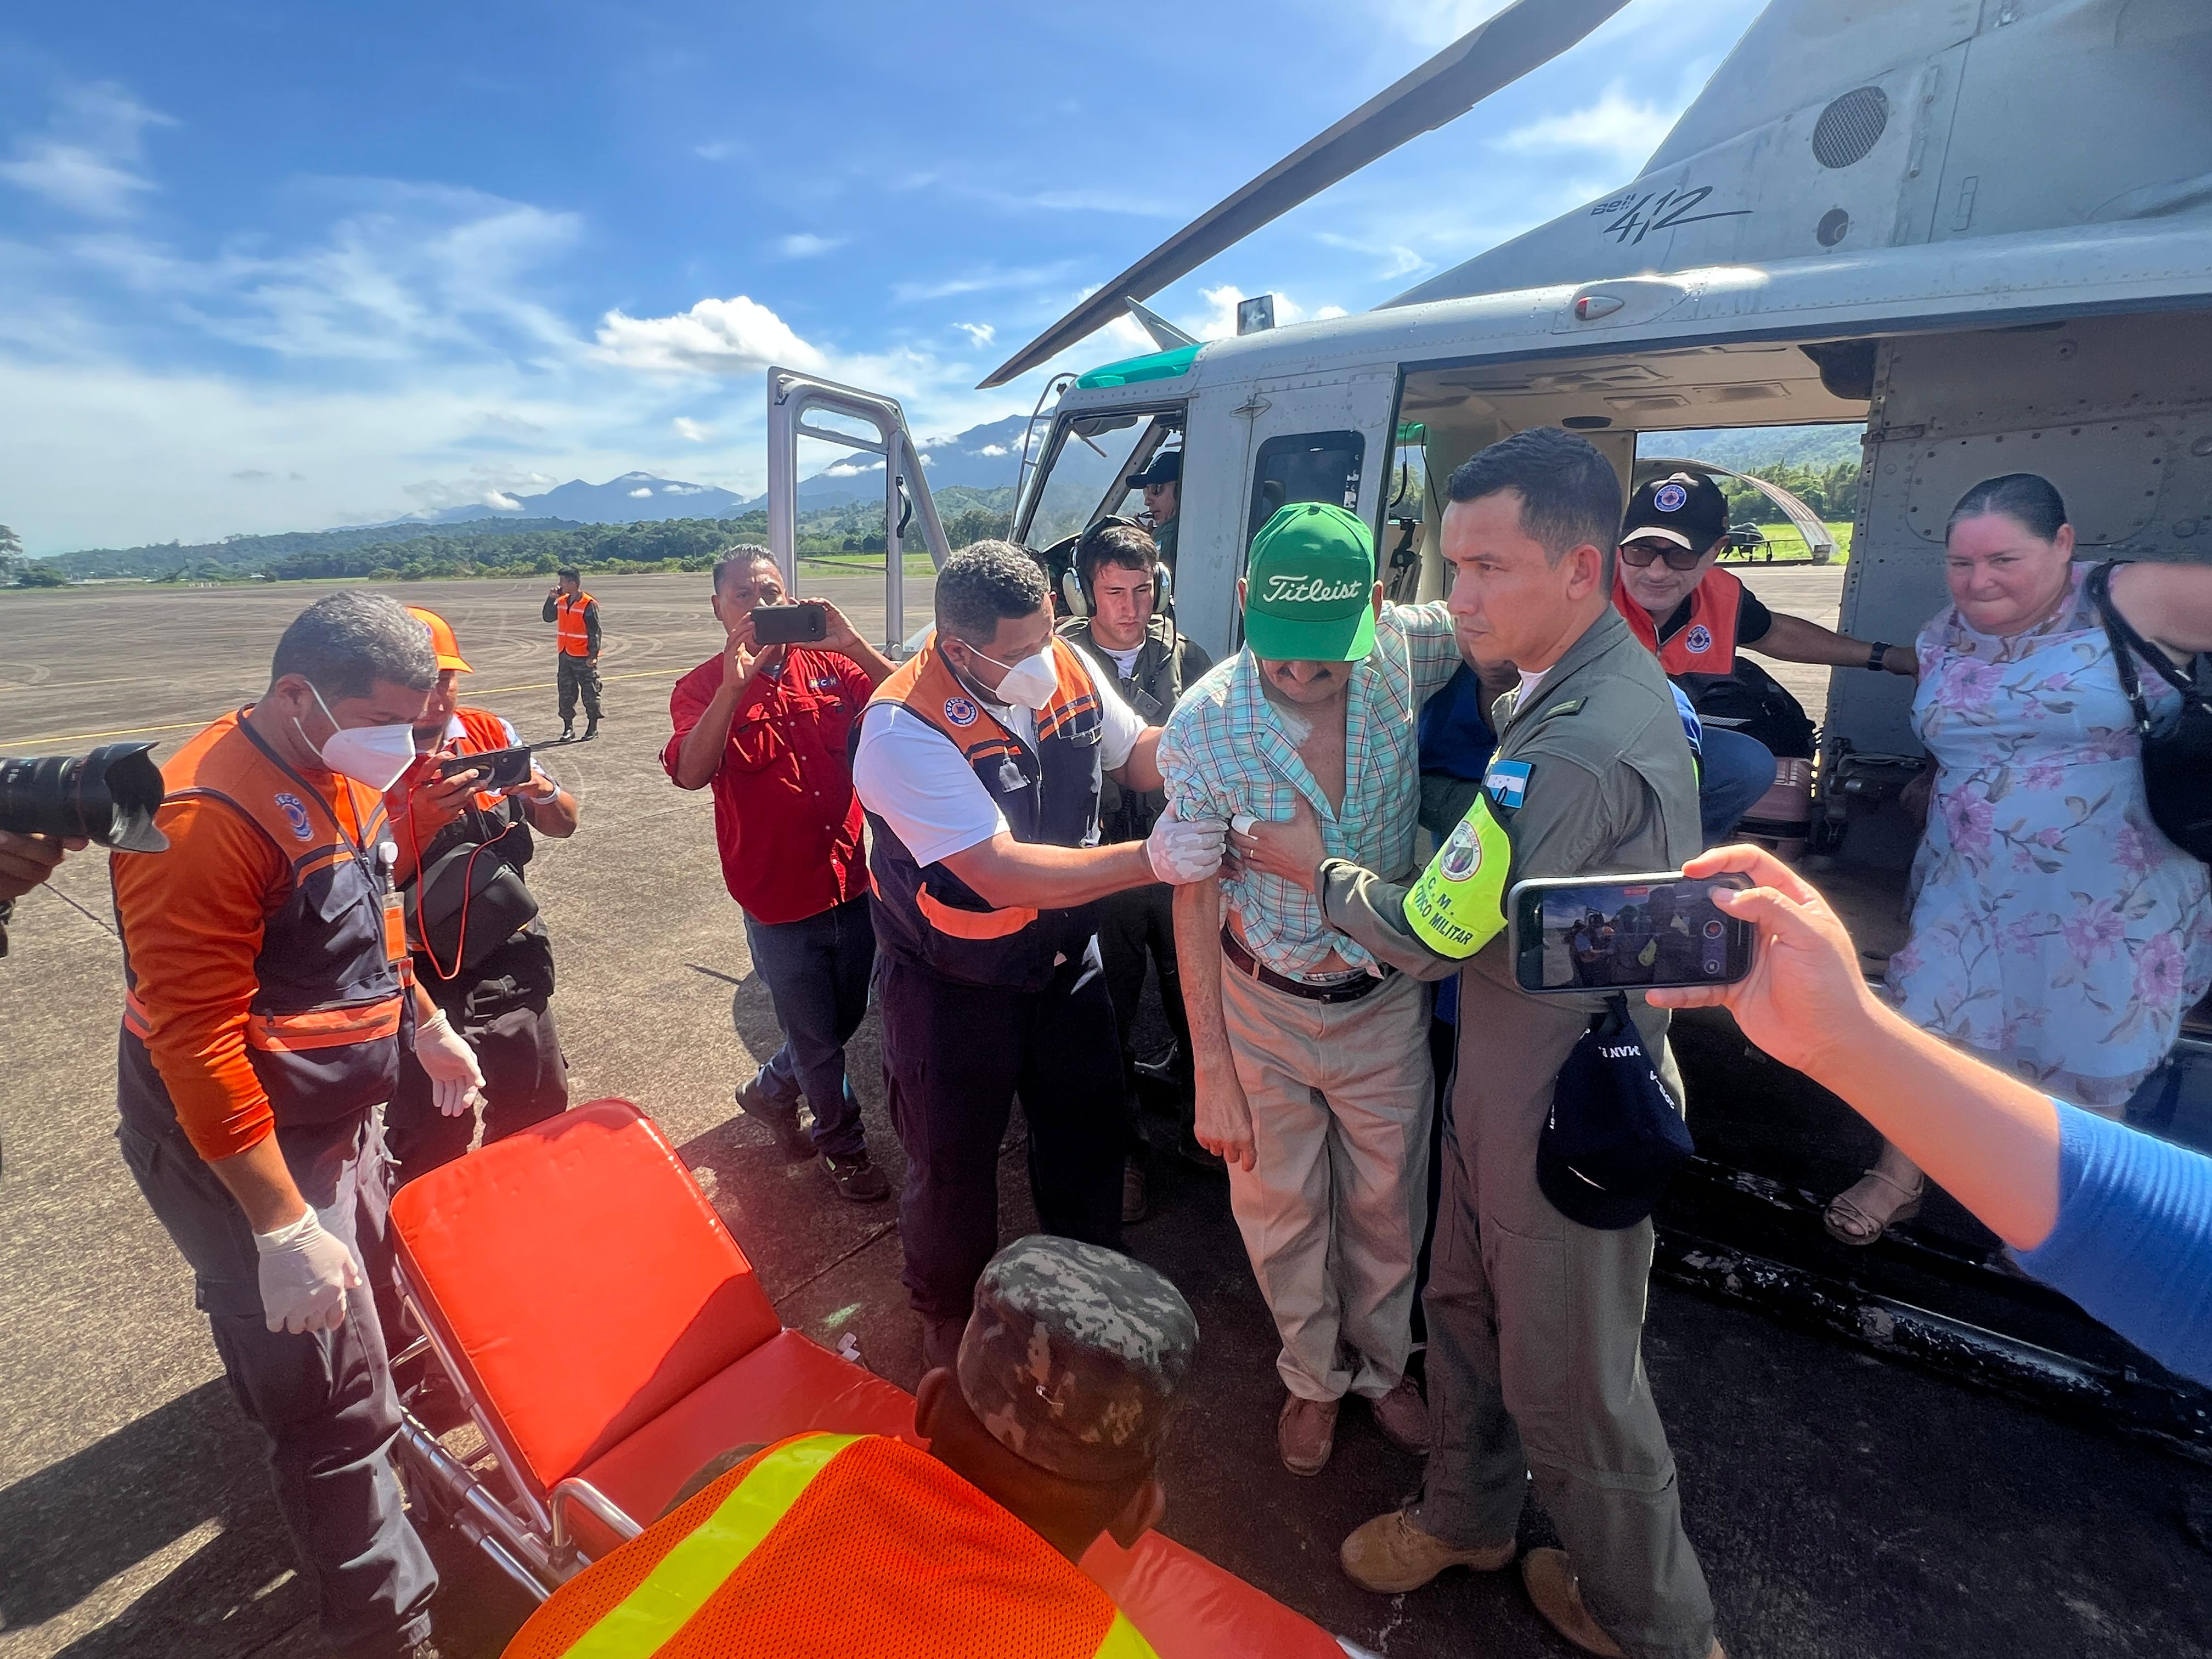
[1866,641,1893,672]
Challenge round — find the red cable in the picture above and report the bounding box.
[405,751,523,984]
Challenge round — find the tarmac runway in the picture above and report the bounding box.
[3,569,2209,1659]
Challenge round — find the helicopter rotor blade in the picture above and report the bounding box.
[977,0,1633,389]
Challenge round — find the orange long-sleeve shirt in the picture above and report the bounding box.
[112,767,375,1161]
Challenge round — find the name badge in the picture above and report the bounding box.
[1484,759,1532,810]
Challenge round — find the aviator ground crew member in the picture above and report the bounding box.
[1246,432,1722,1659]
[110,592,488,1659]
[383,607,578,1179]
[850,541,1226,1374]
[1058,518,1215,1210]
[543,567,602,741]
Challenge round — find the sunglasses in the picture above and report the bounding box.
[1617,537,1708,572]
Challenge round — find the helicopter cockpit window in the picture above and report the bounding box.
[1246,430,1365,549]
[1019,407,1186,616]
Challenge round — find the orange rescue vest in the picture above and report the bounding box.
[556,591,596,657]
[501,1432,1159,1659]
[118,710,409,1131]
[1614,564,1743,676]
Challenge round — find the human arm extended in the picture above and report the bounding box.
[514,767,578,837]
[1646,845,2212,1386]
[1753,611,1916,675]
[1173,876,1254,1171]
[2109,561,2212,656]
[667,627,785,791]
[816,599,895,688]
[940,835,1156,910]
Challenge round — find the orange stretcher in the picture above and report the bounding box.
[386,1098,1359,1658]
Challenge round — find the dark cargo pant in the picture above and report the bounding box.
[556,653,601,727]
[876,940,1125,1321]
[1413,967,1715,1659]
[116,1107,437,1656]
[1093,879,1193,1153]
[384,996,569,1178]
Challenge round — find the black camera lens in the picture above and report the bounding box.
[0,742,170,853]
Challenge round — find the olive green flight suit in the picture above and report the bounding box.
[1320,605,1716,1659]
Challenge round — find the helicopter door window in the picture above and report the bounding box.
[1246,430,1366,549]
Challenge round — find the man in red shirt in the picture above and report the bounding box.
[665,546,894,1201]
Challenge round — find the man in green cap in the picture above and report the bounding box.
[1156,500,1459,1477]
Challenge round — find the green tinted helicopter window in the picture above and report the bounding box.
[1246,430,1365,549]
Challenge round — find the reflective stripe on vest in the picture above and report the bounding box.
[1613,565,1742,677]
[563,1434,857,1659]
[537,1432,1161,1659]
[557,593,595,657]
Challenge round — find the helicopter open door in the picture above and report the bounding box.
[764,367,952,655]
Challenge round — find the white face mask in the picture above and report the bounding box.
[968,644,1059,712]
[297,683,419,791]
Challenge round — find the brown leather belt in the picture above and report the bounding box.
[1220,926,1390,1004]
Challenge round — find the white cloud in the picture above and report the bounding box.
[484,490,525,511]
[672,416,710,442]
[822,459,885,478]
[1494,83,1670,177]
[1186,285,1346,341]
[978,443,1007,457]
[662,483,703,493]
[628,486,653,497]
[775,233,843,258]
[595,294,827,376]
[0,82,175,219]
[955,321,995,348]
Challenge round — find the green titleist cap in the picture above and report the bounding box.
[1244,502,1378,663]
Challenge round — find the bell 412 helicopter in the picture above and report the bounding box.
[763,0,2212,1452]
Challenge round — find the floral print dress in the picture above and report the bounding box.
[1887,565,2212,1113]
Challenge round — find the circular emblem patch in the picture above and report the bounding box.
[274,792,314,842]
[1654,482,1689,513]
[1684,624,1714,654]
[1438,819,1484,883]
[943,696,979,728]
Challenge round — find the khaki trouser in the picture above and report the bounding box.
[1218,962,1431,1402]
[1415,951,1715,1659]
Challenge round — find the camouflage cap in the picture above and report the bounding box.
[956,1235,1199,1483]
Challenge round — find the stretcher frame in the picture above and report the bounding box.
[381,1098,1379,1658]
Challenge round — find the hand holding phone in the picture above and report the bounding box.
[1509,870,1755,994]
[437,746,535,791]
[750,601,828,647]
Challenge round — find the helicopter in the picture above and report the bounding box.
[763,0,2212,1453]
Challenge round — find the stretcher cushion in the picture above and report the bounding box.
[568,1329,922,1556]
[1085,1532,1347,1659]
[389,1098,782,1496]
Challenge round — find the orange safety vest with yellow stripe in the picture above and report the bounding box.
[119,709,411,1132]
[855,636,1105,992]
[555,591,597,657]
[503,1432,1159,1659]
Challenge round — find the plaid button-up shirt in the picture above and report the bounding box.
[1159,601,1460,977]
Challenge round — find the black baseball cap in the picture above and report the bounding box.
[1126,451,1182,489]
[1536,1001,1695,1230]
[1622,471,1728,553]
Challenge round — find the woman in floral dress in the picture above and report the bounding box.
[1827,473,2212,1244]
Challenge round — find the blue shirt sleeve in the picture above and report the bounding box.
[2011,1100,2212,1386]
[1417,665,1497,782]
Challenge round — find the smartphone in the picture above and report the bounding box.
[1508,870,1753,995]
[751,601,828,646]
[437,746,536,790]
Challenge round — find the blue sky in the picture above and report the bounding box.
[0,0,1767,553]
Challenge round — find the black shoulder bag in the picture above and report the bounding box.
[2086,560,2212,864]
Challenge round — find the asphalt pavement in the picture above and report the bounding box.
[2,569,2208,1659]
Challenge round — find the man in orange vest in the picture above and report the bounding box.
[543,567,602,741]
[501,1234,1198,1659]
[383,607,580,1179]
[1612,472,1915,842]
[111,591,488,1659]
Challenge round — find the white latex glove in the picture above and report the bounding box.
[415,1008,486,1118]
[1146,799,1228,885]
[253,1207,362,1335]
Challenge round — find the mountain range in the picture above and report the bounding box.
[400,414,1048,527]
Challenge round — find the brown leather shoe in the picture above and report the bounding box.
[1521,1548,1727,1658]
[1340,1508,1514,1593]
[1278,1393,1339,1476]
[1368,1375,1432,1454]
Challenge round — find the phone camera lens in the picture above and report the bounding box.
[1701,919,1724,939]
